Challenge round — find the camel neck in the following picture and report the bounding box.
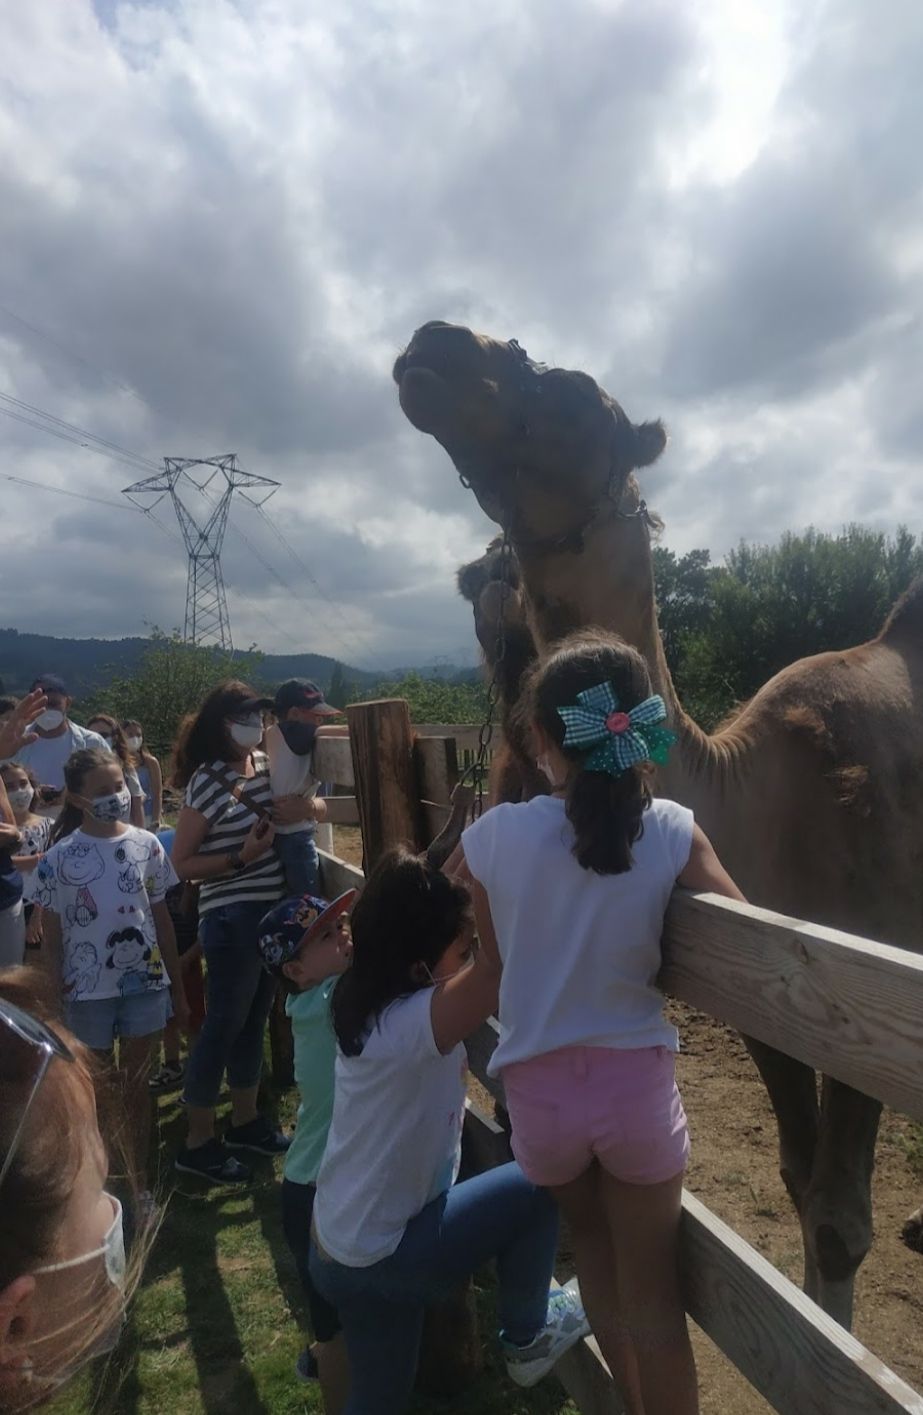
[514,516,718,786]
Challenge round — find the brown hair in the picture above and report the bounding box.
[0,968,145,1409]
[172,680,258,788]
[86,714,137,771]
[526,630,656,875]
[331,849,472,1056]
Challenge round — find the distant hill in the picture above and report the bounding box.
[0,628,380,700]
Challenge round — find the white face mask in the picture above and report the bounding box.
[229,718,263,748]
[6,786,34,812]
[33,709,65,732]
[35,1195,126,1290]
[125,736,142,754]
[82,789,132,823]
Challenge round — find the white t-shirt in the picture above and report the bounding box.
[462,795,694,1075]
[313,989,467,1267]
[35,826,177,1003]
[264,723,319,835]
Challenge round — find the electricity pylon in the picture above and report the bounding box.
[123,454,279,651]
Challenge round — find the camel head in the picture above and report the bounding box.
[394,320,667,543]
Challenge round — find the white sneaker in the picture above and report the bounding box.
[502,1278,591,1388]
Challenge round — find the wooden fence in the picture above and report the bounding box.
[309,699,923,1415]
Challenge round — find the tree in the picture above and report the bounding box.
[77,629,264,760]
[349,671,488,724]
[677,525,922,726]
[327,661,353,710]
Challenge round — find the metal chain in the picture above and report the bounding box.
[463,517,513,819]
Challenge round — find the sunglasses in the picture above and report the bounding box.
[0,998,75,1190]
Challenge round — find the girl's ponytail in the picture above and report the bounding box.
[565,764,650,875]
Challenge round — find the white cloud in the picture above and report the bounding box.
[0,0,920,670]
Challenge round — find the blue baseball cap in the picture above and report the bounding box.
[257,889,357,975]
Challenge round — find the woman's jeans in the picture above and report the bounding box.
[183,900,277,1108]
[309,1162,558,1415]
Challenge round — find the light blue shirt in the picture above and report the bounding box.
[14,723,111,790]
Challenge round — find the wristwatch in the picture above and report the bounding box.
[227,849,246,873]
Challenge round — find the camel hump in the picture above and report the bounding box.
[878,575,923,644]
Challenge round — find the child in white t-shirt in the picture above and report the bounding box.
[462,631,744,1415]
[263,679,344,896]
[36,746,188,1199]
[309,850,590,1415]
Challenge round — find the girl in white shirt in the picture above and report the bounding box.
[462,630,744,1415]
[310,849,590,1414]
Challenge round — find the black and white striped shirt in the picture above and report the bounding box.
[184,754,285,915]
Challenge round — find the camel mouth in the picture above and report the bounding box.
[396,363,453,435]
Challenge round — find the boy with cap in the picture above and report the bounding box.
[258,888,357,1411]
[265,679,344,896]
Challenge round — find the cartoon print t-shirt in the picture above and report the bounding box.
[36,827,177,1003]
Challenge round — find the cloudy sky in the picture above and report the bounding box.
[1,0,920,670]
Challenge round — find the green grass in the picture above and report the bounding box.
[54,1082,578,1415]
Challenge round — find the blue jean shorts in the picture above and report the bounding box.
[64,990,170,1051]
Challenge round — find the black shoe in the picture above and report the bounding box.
[175,1139,252,1185]
[295,1347,319,1382]
[224,1118,291,1156]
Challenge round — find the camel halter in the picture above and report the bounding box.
[456,339,658,557]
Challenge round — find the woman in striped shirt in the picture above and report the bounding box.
[171,680,289,1185]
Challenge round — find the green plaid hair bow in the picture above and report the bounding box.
[556,681,676,777]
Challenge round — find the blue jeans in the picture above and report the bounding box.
[183,901,278,1108]
[309,1162,558,1415]
[274,830,320,898]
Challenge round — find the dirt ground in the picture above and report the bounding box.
[331,829,923,1409]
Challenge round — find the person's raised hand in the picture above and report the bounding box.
[0,690,47,759]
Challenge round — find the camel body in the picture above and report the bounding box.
[394,320,923,1325]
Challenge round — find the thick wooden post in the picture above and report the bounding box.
[346,699,425,869]
[346,700,482,1395]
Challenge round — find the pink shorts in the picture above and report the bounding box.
[502,1045,690,1188]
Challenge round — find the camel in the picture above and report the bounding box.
[393,319,923,1328]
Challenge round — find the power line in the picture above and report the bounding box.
[251,502,389,669]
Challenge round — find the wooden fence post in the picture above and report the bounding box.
[346,700,483,1396]
[346,699,425,868]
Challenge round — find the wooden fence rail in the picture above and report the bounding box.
[309,706,923,1415]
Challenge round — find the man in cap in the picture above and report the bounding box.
[4,675,109,817]
[264,680,344,896]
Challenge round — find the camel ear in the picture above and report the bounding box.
[633,420,667,467]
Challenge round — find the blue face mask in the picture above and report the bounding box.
[279,719,317,757]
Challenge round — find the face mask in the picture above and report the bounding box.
[6,786,34,812]
[33,710,65,732]
[35,1195,126,1290]
[125,736,142,754]
[229,719,263,749]
[279,719,317,757]
[82,789,132,823]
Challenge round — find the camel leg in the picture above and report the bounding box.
[801,1079,881,1329]
[742,1039,820,1291]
